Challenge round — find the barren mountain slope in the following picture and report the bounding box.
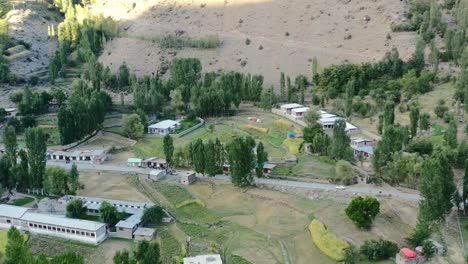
[94,0,417,85]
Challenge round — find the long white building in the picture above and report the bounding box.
[0,204,108,244]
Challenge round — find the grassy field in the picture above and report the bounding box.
[272,155,336,180]
[12,196,34,206]
[132,107,298,162]
[138,179,414,264]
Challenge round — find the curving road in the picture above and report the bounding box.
[47,161,421,201]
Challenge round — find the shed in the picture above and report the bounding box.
[180,172,197,185]
[263,163,277,174]
[148,169,166,181]
[133,227,155,241]
[127,158,143,167]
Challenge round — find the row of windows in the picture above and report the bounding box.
[28,223,96,237]
[87,201,143,209]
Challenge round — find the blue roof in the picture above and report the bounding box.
[357,146,374,154]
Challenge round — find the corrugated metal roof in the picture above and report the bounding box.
[291,107,310,113]
[116,213,142,229]
[133,227,155,236]
[22,212,106,231]
[0,204,32,219]
[280,103,303,109]
[148,120,180,129]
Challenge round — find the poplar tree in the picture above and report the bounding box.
[191,139,205,175]
[227,136,256,187]
[329,119,353,161]
[444,120,458,148]
[3,125,17,168]
[419,112,431,131]
[255,142,268,178]
[410,106,420,138]
[205,140,217,177]
[345,79,355,117]
[163,135,174,167]
[17,150,30,191]
[383,101,395,130]
[280,72,286,101]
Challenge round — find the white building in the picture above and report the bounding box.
[291,107,310,118]
[280,103,303,115]
[148,120,181,135]
[317,111,359,135]
[184,254,223,264]
[148,169,166,181]
[351,138,374,158]
[0,204,108,244]
[49,149,107,164]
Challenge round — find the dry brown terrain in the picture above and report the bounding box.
[94,0,417,86]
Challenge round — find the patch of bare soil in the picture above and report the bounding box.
[77,170,151,203]
[94,0,416,85]
[6,1,60,79]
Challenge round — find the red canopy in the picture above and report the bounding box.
[400,248,417,258]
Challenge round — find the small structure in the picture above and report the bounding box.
[351,138,374,158]
[148,169,166,181]
[127,158,143,167]
[116,213,142,239]
[148,120,180,135]
[143,157,167,169]
[291,107,310,118]
[262,163,277,175]
[183,254,223,264]
[345,122,359,135]
[4,108,17,119]
[49,149,107,164]
[396,248,426,264]
[280,103,303,115]
[180,171,197,185]
[133,227,155,241]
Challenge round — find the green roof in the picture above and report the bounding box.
[127,158,143,163]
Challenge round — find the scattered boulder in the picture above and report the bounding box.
[364,15,371,22]
[285,32,290,36]
[159,63,169,75]
[344,33,352,40]
[245,38,251,45]
[240,60,247,67]
[258,45,263,50]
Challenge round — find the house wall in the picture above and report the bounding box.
[116,227,134,239]
[134,234,154,241]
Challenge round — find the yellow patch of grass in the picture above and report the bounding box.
[242,125,268,134]
[282,138,304,155]
[308,219,348,261]
[274,119,293,129]
[176,198,207,208]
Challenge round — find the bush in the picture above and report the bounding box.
[345,196,380,229]
[407,141,433,155]
[29,75,39,86]
[391,24,415,32]
[434,100,448,118]
[308,219,349,261]
[312,94,321,105]
[360,239,399,260]
[422,240,435,259]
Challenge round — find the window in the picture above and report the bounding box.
[119,227,124,231]
[91,233,95,237]
[29,223,33,227]
[66,229,70,233]
[38,225,42,229]
[81,231,85,236]
[6,219,11,223]
[71,230,75,234]
[86,232,90,236]
[33,224,37,228]
[53,227,56,231]
[48,226,52,230]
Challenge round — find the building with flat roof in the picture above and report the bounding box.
[142,157,167,169]
[180,171,197,185]
[148,169,166,181]
[49,149,107,164]
[183,254,223,264]
[0,204,107,244]
[280,103,303,114]
[133,227,156,241]
[148,120,181,135]
[291,107,310,118]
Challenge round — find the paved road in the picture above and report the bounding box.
[47,161,421,201]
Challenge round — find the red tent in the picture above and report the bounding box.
[400,248,417,258]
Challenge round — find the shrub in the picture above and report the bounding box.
[176,199,206,208]
[360,239,399,260]
[312,94,321,105]
[391,24,415,32]
[345,196,380,229]
[434,100,448,118]
[405,222,431,248]
[422,240,435,259]
[29,75,39,86]
[308,219,349,261]
[407,141,433,155]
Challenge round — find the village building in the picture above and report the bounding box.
[280,103,303,115]
[4,108,17,119]
[142,157,167,169]
[317,111,359,135]
[183,254,223,264]
[351,138,374,158]
[133,227,156,241]
[180,171,197,185]
[147,120,180,135]
[49,149,107,164]
[148,169,166,181]
[115,213,142,239]
[262,163,277,175]
[291,107,310,118]
[0,204,108,244]
[127,158,143,167]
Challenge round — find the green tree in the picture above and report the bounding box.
[4,226,30,264]
[122,114,144,139]
[139,241,162,264]
[345,196,380,229]
[419,112,431,130]
[464,159,468,210]
[329,119,353,161]
[113,250,134,264]
[279,72,286,101]
[3,125,17,169]
[418,147,457,223]
[204,140,217,177]
[444,120,457,148]
[383,101,395,129]
[170,89,185,114]
[140,205,165,226]
[69,163,80,193]
[345,79,355,117]
[50,250,85,264]
[66,199,87,219]
[227,136,256,187]
[118,63,130,88]
[16,149,30,191]
[410,105,420,138]
[100,201,120,227]
[44,166,70,195]
[343,245,359,264]
[360,239,398,260]
[405,221,431,248]
[163,134,174,167]
[25,127,47,189]
[409,36,425,75]
[191,139,205,175]
[255,142,268,178]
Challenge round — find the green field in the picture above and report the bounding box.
[133,107,298,162]
[12,196,34,206]
[272,155,336,180]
